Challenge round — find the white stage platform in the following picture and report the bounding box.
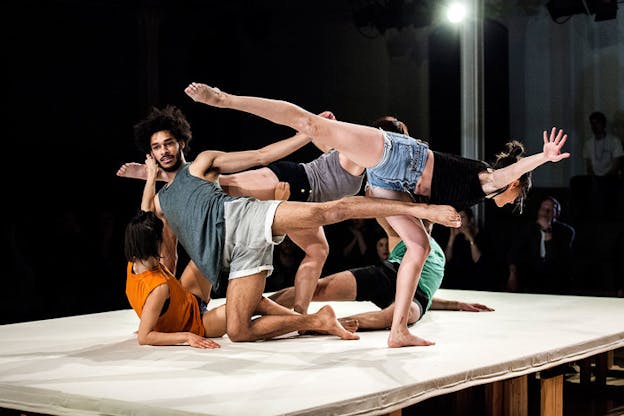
[1,289,623,416]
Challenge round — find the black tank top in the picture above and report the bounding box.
[426,151,489,210]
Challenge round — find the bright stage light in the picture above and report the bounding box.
[446,2,466,23]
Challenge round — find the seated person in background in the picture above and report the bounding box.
[442,207,496,291]
[506,195,575,294]
[270,218,494,330]
[582,111,623,177]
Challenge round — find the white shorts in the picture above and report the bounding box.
[222,198,285,279]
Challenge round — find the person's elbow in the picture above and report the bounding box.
[254,150,273,167]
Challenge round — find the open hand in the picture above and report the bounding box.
[543,127,570,162]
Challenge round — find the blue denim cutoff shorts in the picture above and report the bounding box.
[365,130,429,193]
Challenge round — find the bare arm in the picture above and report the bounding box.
[139,155,178,272]
[137,284,220,348]
[140,155,158,212]
[429,297,494,311]
[119,131,310,181]
[483,128,569,194]
[186,131,311,176]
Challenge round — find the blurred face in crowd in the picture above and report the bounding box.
[376,237,389,261]
[538,199,557,223]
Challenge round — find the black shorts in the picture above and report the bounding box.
[267,161,312,202]
[350,260,429,319]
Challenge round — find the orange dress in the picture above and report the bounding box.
[126,262,205,336]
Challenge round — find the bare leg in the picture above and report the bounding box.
[184,82,385,168]
[179,260,212,302]
[218,167,280,201]
[225,272,359,341]
[269,270,357,307]
[270,270,360,333]
[285,227,330,314]
[341,302,421,331]
[271,196,461,234]
[202,305,227,338]
[383,214,434,347]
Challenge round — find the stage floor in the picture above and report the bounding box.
[1,289,623,416]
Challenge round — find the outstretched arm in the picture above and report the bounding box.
[430,297,494,311]
[118,131,311,180]
[485,127,570,193]
[209,131,312,174]
[138,285,220,348]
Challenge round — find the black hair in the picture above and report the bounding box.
[589,111,606,125]
[371,116,409,135]
[492,140,532,212]
[124,210,164,262]
[133,105,193,156]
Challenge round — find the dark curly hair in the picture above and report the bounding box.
[492,140,532,212]
[133,105,193,156]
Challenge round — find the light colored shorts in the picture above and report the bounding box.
[222,198,285,279]
[365,130,429,193]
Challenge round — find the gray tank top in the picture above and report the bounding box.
[303,150,364,202]
[158,164,238,290]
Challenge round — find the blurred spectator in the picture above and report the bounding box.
[582,111,623,177]
[506,196,575,294]
[374,233,389,264]
[325,218,381,273]
[441,207,496,290]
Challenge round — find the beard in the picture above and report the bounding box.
[159,151,184,172]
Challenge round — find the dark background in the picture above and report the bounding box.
[3,0,622,325]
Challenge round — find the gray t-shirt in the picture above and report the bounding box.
[157,164,238,290]
[303,149,364,202]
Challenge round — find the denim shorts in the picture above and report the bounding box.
[222,198,285,279]
[366,130,429,193]
[195,295,209,316]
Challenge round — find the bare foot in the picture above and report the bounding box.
[185,82,227,108]
[387,329,435,348]
[116,162,147,180]
[315,305,359,340]
[300,318,359,335]
[423,205,461,228]
[338,318,359,333]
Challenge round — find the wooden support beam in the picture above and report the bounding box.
[540,374,563,416]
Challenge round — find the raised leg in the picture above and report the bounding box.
[271,196,461,234]
[184,82,385,168]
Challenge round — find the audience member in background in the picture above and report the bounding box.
[583,111,623,177]
[442,207,495,291]
[374,233,390,264]
[506,196,575,294]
